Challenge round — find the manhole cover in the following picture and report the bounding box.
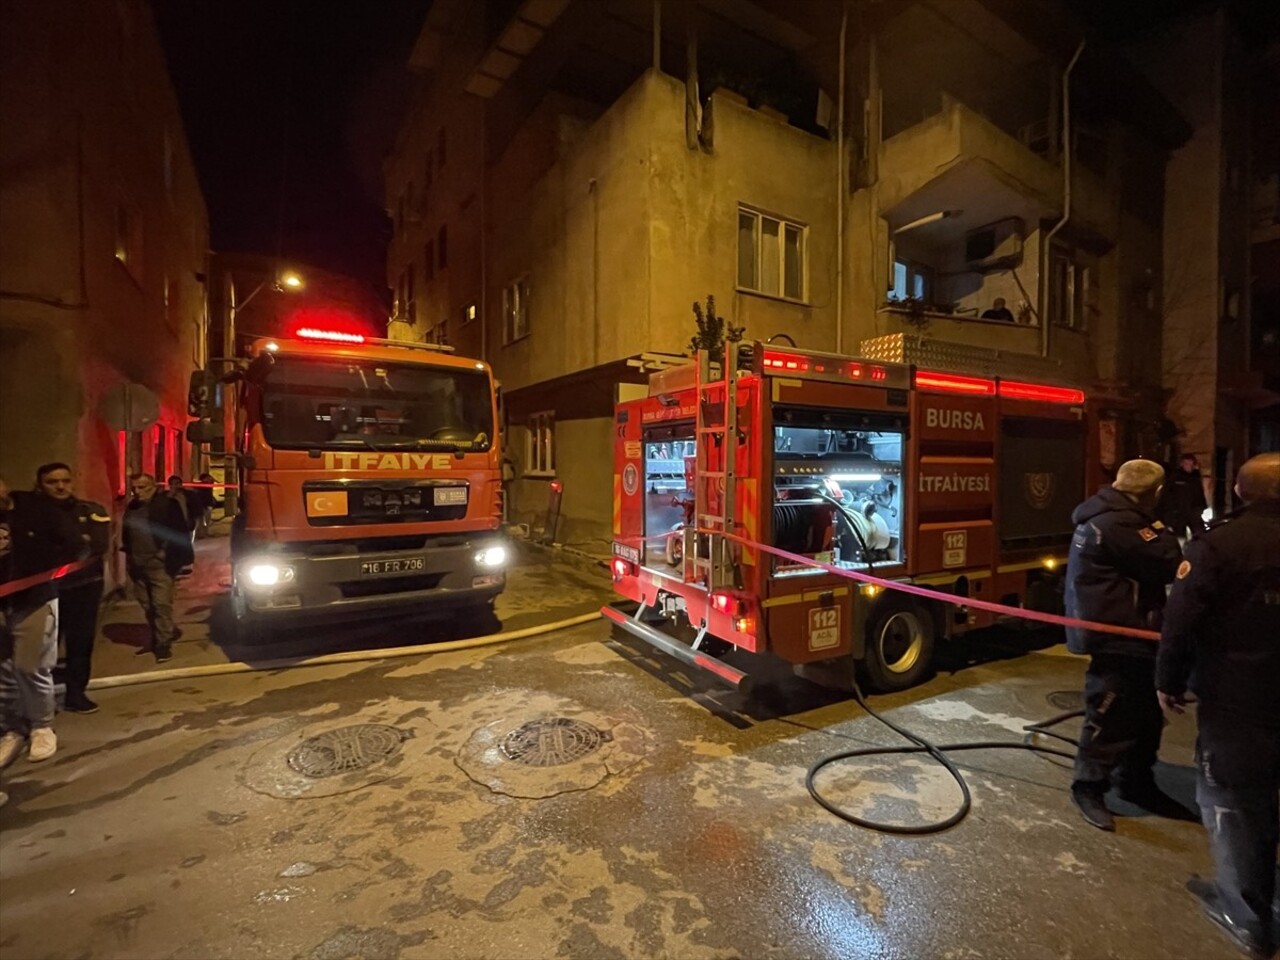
[286,724,410,778]
[499,717,610,767]
[1046,691,1083,711]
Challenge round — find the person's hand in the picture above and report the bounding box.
[1158,690,1189,717]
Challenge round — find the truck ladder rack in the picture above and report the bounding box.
[685,341,743,592]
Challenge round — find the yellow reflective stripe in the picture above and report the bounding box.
[912,568,992,585]
[995,559,1065,574]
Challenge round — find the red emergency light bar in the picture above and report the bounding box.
[762,350,810,372]
[914,370,996,396]
[296,328,366,344]
[998,380,1086,404]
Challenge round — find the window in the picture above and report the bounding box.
[737,207,807,301]
[437,224,448,270]
[888,259,930,302]
[424,240,435,282]
[434,317,449,346]
[464,303,477,325]
[1049,248,1092,330]
[503,277,530,344]
[527,412,555,476]
[437,127,447,168]
[114,202,142,280]
[406,265,416,323]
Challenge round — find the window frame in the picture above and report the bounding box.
[525,411,556,477]
[887,257,933,303]
[736,205,809,304]
[502,276,531,345]
[1049,244,1092,331]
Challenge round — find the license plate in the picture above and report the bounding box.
[433,487,468,506]
[360,557,426,577]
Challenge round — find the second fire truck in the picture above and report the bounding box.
[605,339,1096,692]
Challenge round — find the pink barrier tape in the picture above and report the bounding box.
[618,527,1160,643]
[0,559,93,600]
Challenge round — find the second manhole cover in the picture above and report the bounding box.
[499,717,610,767]
[286,724,410,778]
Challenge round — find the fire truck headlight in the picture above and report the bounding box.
[475,545,507,568]
[244,561,295,588]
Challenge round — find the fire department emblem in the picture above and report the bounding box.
[622,463,639,497]
[1023,472,1056,510]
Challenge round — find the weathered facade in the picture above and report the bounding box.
[1133,10,1258,513]
[0,0,208,516]
[384,0,1190,544]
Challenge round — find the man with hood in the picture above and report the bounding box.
[1064,458,1183,831]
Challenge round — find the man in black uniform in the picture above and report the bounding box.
[1158,452,1209,540]
[1158,452,1280,960]
[1064,458,1183,831]
[36,463,111,714]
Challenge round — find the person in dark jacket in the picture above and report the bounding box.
[0,473,83,766]
[121,473,189,663]
[36,463,111,714]
[1157,453,1209,540]
[1063,458,1183,831]
[1157,453,1280,960]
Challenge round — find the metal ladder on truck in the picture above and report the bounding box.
[685,340,743,593]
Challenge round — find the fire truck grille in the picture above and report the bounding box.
[339,573,445,598]
[303,480,469,527]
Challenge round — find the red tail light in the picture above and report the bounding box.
[710,592,748,617]
[611,558,634,581]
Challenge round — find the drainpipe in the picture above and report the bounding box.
[653,0,661,72]
[1041,40,1085,358]
[480,106,488,363]
[835,2,847,355]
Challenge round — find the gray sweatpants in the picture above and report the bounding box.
[0,598,59,733]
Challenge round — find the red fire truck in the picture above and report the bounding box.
[604,340,1095,692]
[189,328,507,640]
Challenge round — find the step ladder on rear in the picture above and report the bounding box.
[685,340,743,592]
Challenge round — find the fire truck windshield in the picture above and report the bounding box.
[259,356,494,452]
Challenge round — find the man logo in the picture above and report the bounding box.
[1024,472,1056,510]
[622,463,639,497]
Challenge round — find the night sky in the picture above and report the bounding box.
[155,0,431,300]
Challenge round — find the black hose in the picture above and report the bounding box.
[804,680,1082,834]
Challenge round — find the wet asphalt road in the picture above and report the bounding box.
[0,620,1242,960]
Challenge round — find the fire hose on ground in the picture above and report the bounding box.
[618,526,1163,834]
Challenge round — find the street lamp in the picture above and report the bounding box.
[222,269,304,516]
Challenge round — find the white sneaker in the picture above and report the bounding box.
[0,731,24,769]
[27,727,57,762]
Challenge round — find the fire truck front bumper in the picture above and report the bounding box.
[233,536,509,624]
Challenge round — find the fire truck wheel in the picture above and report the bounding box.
[862,599,936,692]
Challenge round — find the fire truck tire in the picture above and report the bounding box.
[861,598,936,692]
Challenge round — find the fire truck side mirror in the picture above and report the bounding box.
[185,419,223,444]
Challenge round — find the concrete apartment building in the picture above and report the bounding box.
[0,0,208,515]
[1132,10,1261,514]
[385,0,1190,544]
[1249,40,1280,457]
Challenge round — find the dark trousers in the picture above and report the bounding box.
[59,580,104,699]
[1073,653,1163,787]
[1196,709,1280,943]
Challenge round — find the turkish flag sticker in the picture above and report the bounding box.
[306,491,349,517]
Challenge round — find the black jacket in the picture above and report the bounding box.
[55,497,112,590]
[1,491,84,609]
[1064,486,1182,657]
[1156,467,1208,534]
[121,494,192,576]
[1157,503,1280,725]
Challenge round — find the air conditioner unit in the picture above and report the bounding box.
[964,217,1024,273]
